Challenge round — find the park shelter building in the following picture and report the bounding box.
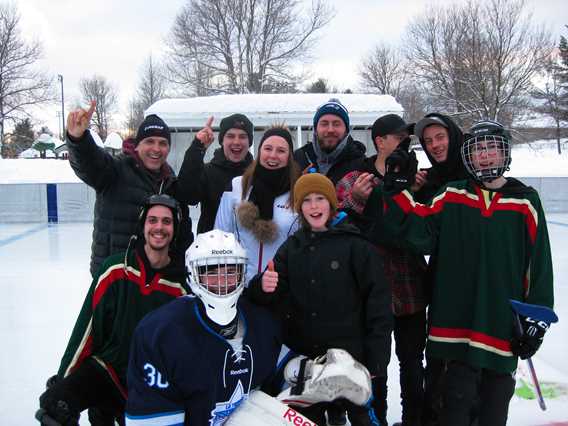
[145,93,403,173]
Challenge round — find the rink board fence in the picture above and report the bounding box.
[0,178,567,223]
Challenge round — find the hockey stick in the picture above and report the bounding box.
[509,300,558,412]
[512,313,547,411]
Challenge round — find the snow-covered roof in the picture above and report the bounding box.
[146,93,403,129]
[35,133,54,144]
[105,132,123,150]
[18,148,56,159]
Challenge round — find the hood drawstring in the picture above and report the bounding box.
[123,235,137,274]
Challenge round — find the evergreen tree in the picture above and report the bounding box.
[5,118,34,158]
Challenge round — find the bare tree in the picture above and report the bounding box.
[166,0,333,95]
[359,43,429,122]
[126,55,169,134]
[531,54,567,154]
[404,0,553,124]
[79,75,118,140]
[124,99,144,137]
[359,43,407,97]
[136,54,168,110]
[0,3,53,157]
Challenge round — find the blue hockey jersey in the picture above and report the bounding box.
[125,296,282,425]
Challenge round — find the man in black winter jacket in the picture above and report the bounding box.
[177,114,254,234]
[67,101,193,277]
[293,98,366,184]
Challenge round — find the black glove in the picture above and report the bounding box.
[383,137,418,193]
[45,374,60,389]
[36,400,80,426]
[510,315,549,359]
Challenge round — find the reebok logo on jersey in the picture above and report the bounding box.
[230,368,249,375]
[212,249,233,255]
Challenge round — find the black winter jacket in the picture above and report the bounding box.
[67,131,193,277]
[293,136,366,184]
[177,138,253,234]
[248,224,393,377]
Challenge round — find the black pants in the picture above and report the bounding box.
[373,311,426,426]
[439,360,515,426]
[39,359,125,425]
[393,311,426,426]
[298,400,381,426]
[422,357,445,426]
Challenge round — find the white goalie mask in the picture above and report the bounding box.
[185,230,247,326]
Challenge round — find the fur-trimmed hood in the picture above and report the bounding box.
[236,201,279,243]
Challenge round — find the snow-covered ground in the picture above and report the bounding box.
[0,217,566,425]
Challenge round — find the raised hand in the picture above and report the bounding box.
[195,116,215,148]
[352,172,379,203]
[411,169,428,192]
[383,137,418,193]
[66,100,96,139]
[262,260,278,293]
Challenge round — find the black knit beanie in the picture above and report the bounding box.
[257,127,294,153]
[136,115,170,146]
[218,114,254,146]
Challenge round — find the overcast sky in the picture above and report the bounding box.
[14,0,568,136]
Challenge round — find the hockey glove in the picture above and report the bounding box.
[383,138,418,193]
[510,315,549,360]
[45,374,60,389]
[35,400,80,426]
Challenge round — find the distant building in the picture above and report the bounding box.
[104,132,123,156]
[146,93,403,173]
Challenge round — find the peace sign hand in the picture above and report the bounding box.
[67,100,96,139]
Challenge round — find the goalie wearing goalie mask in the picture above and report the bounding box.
[125,230,373,425]
[363,120,555,426]
[125,230,283,425]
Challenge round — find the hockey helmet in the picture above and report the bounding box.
[461,120,512,183]
[137,194,182,243]
[185,230,247,325]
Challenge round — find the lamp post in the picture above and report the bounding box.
[57,74,65,139]
[56,111,62,140]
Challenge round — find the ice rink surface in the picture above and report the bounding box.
[1,215,567,425]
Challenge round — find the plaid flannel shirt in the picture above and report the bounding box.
[337,170,427,316]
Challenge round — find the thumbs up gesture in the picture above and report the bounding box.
[195,116,215,148]
[67,100,96,139]
[262,260,278,293]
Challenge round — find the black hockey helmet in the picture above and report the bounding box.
[461,120,512,183]
[137,194,182,243]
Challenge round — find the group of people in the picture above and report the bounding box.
[36,97,554,426]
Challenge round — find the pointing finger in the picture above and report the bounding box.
[87,100,96,115]
[205,116,214,128]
